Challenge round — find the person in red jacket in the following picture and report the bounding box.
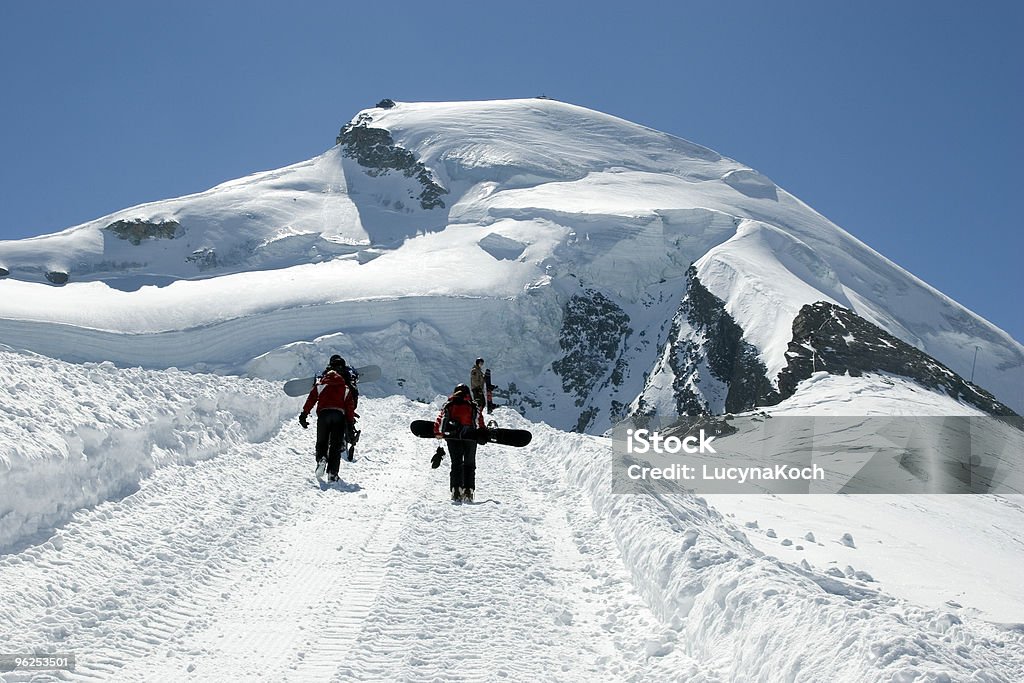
[434,383,487,502]
[300,356,358,482]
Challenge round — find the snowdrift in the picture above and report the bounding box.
[0,349,293,552]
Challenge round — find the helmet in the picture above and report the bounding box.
[329,354,346,369]
[475,357,484,365]
[453,383,470,396]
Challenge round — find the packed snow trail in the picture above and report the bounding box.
[0,397,704,682]
[3,380,1024,681]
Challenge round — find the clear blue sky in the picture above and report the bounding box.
[1,1,1021,341]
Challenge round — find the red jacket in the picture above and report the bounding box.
[434,394,485,437]
[303,371,357,421]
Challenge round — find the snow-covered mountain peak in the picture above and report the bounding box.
[357,98,725,179]
[0,97,1021,428]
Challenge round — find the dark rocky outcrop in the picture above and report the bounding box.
[375,98,396,109]
[665,266,779,414]
[336,113,448,210]
[105,219,181,245]
[662,309,712,416]
[663,415,740,441]
[552,289,632,412]
[45,271,69,285]
[0,267,8,278]
[186,248,218,271]
[776,301,1017,416]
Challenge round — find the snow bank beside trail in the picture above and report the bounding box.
[529,421,1024,680]
[707,374,1024,624]
[0,350,294,552]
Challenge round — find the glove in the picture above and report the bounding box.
[475,427,490,445]
[299,412,309,429]
[431,446,445,469]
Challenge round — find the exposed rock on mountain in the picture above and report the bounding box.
[553,289,632,429]
[678,266,779,413]
[636,266,778,417]
[776,302,1017,416]
[104,219,181,245]
[45,270,69,285]
[337,112,448,210]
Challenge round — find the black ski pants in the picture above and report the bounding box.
[471,387,485,408]
[315,409,348,476]
[447,438,477,492]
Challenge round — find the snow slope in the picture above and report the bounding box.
[1,355,1022,681]
[0,98,1020,431]
[709,372,1024,625]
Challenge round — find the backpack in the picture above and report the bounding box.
[441,397,478,439]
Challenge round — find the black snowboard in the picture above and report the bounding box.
[283,365,381,397]
[409,420,532,447]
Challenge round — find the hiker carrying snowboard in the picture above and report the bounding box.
[434,383,487,502]
[470,358,486,408]
[320,354,361,450]
[299,355,358,481]
[324,355,360,410]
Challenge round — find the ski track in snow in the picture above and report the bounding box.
[0,398,703,682]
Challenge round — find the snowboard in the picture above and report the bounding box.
[484,369,496,413]
[409,420,532,447]
[283,365,381,397]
